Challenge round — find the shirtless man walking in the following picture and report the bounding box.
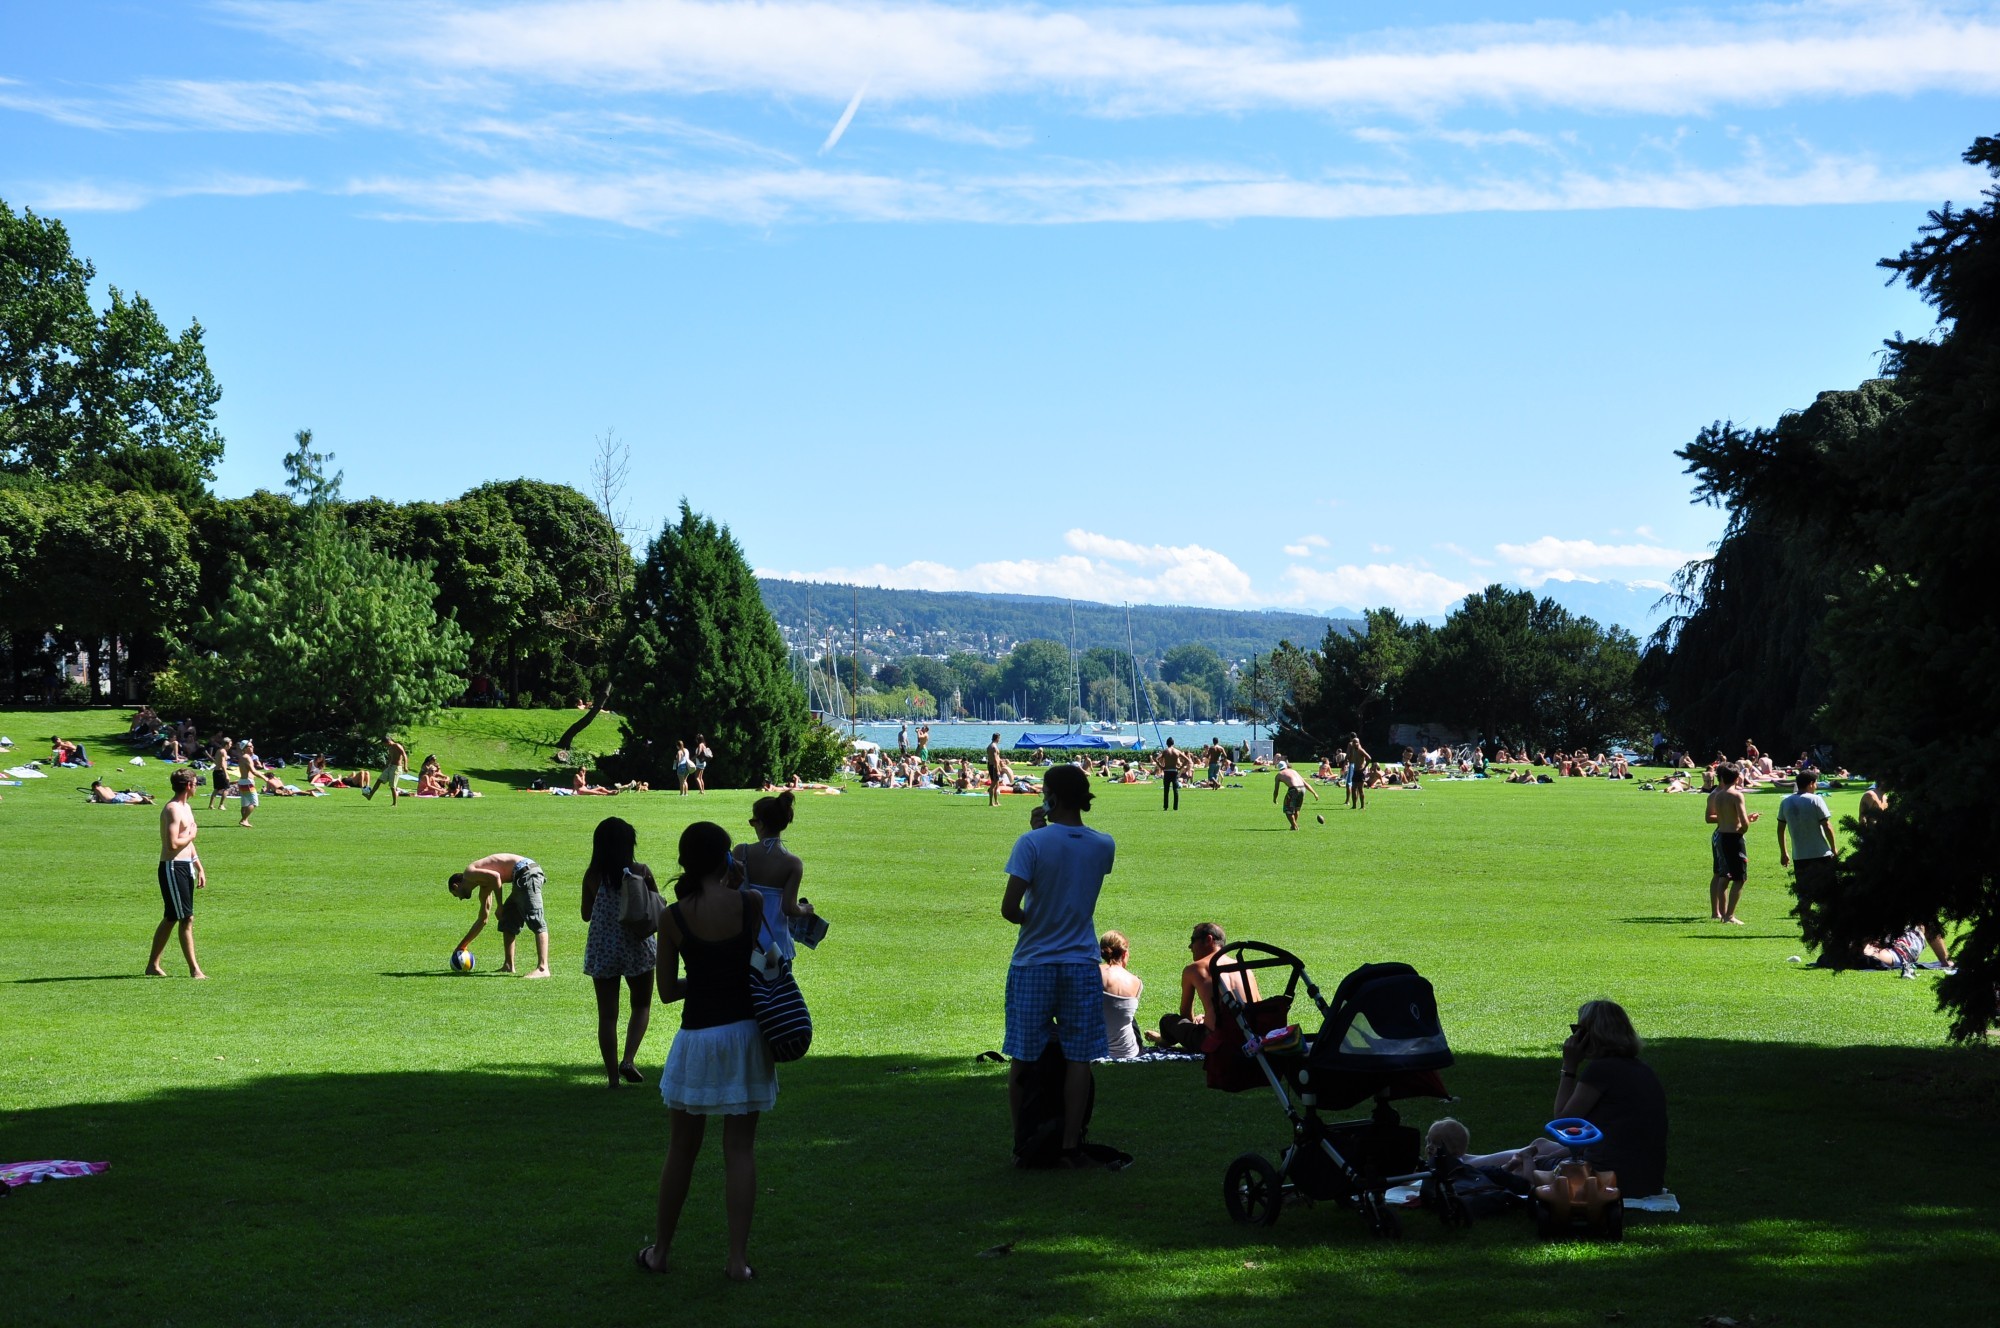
[1705,764,1761,924]
[986,733,1004,807]
[146,768,207,978]
[448,852,551,977]
[1145,922,1260,1052]
[206,735,234,810]
[1274,764,1318,830]
[364,735,408,805]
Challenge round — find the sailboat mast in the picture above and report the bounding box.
[851,587,860,739]
[1125,603,1141,743]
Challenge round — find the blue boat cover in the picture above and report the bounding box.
[1013,732,1113,749]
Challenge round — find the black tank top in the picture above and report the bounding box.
[669,892,759,1031]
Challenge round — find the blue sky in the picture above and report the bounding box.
[6,1,1994,631]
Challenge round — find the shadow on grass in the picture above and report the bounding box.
[378,970,509,979]
[1619,916,1712,925]
[10,974,152,985]
[4,1043,2000,1327]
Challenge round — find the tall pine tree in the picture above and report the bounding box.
[616,502,818,787]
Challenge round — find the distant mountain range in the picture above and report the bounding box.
[756,580,1355,663]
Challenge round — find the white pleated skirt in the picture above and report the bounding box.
[660,1018,778,1116]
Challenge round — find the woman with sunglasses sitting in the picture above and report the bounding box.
[1462,999,1669,1198]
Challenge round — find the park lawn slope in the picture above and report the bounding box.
[2,718,1993,1327]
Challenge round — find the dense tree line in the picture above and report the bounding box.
[1277,589,1650,757]
[3,197,833,780]
[1648,134,2000,1038]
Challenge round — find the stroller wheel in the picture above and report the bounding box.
[1601,1198,1624,1242]
[1533,1199,1558,1241]
[1223,1153,1283,1227]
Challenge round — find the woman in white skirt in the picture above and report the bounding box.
[638,822,773,1282]
[581,816,656,1087]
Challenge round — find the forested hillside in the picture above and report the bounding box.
[756,579,1353,663]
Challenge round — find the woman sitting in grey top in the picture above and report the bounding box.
[1099,930,1144,1059]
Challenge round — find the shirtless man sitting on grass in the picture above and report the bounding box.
[1705,764,1761,924]
[449,852,551,977]
[1145,922,1261,1052]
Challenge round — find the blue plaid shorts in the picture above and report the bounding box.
[1003,962,1108,1062]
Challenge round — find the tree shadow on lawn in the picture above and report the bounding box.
[5,1043,1999,1327]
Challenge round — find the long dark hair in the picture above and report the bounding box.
[673,821,733,900]
[584,816,637,891]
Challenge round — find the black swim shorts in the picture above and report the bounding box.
[1712,831,1748,883]
[158,859,196,922]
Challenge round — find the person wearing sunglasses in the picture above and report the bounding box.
[1462,999,1670,1198]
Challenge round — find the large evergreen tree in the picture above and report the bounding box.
[1663,134,2000,1037]
[615,502,817,787]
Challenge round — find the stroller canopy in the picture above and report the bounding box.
[1309,962,1454,1077]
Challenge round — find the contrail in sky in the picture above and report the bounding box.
[820,80,869,154]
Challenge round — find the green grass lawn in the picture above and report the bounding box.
[4,707,1995,1326]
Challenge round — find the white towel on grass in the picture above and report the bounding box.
[6,766,47,779]
[129,756,145,765]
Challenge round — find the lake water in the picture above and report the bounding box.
[840,720,1259,751]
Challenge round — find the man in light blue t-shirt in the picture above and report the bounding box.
[1001,764,1116,1164]
[1777,769,1840,903]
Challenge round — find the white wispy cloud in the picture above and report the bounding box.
[761,527,1258,606]
[27,175,310,212]
[228,1,2000,116]
[0,77,388,133]
[335,150,1982,227]
[1496,534,1705,586]
[1281,563,1475,616]
[890,115,1034,149]
[1282,532,1329,557]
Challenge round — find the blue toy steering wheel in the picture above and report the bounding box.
[1545,1117,1602,1147]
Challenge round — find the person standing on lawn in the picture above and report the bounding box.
[1343,733,1373,810]
[449,852,551,977]
[694,735,713,793]
[364,735,407,805]
[1157,738,1183,811]
[987,733,1003,807]
[233,741,262,829]
[1001,764,1116,1167]
[1777,769,1840,905]
[582,817,656,1086]
[640,821,774,1282]
[1706,764,1760,924]
[147,768,207,979]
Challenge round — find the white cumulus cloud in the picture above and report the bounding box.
[1496,535,1705,587]
[1280,563,1473,616]
[762,527,1257,607]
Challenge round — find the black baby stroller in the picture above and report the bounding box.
[1207,946,1464,1238]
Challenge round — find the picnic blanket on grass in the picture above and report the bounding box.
[2,1160,109,1189]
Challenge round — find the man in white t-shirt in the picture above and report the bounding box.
[1000,764,1115,1165]
[1777,769,1840,903]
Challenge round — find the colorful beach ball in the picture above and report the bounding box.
[451,948,476,973]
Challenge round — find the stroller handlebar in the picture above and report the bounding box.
[1211,941,1326,1019]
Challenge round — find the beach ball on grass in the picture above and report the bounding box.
[451,948,476,973]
